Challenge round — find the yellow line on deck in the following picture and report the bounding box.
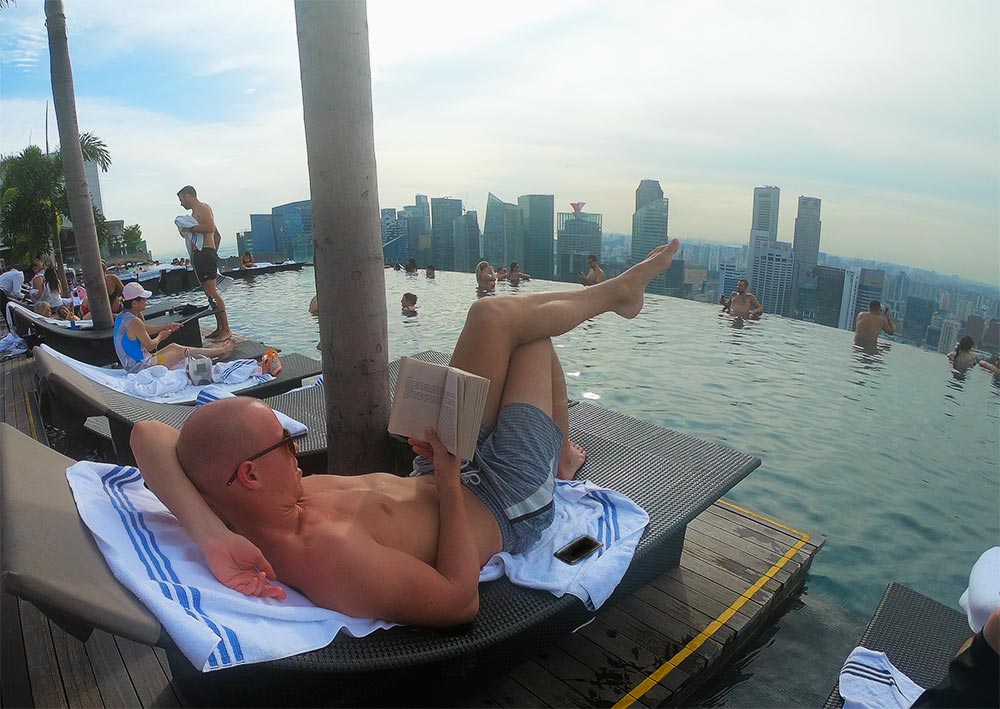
[23,391,39,441]
[613,504,811,709]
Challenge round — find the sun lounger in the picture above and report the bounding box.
[2,349,760,705]
[822,582,973,709]
[9,300,219,366]
[33,345,323,464]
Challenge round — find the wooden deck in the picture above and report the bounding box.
[0,339,823,708]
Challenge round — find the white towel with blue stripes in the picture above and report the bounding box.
[838,646,924,709]
[194,385,306,436]
[479,478,648,611]
[66,461,395,672]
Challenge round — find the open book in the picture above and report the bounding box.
[387,357,490,460]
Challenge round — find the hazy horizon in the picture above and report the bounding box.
[2,0,997,283]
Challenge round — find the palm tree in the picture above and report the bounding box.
[45,0,113,328]
[0,133,111,294]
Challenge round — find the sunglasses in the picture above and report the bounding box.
[226,428,296,486]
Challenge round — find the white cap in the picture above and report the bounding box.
[122,282,153,300]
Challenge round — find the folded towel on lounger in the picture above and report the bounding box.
[195,385,307,436]
[67,464,645,671]
[839,646,924,709]
[39,344,274,404]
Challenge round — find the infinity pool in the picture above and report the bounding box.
[160,266,999,702]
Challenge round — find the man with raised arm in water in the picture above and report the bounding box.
[130,239,681,626]
[177,185,232,342]
[854,300,894,348]
[725,278,763,318]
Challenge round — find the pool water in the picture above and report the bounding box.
[158,267,999,702]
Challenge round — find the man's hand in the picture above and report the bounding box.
[409,427,460,486]
[202,532,286,600]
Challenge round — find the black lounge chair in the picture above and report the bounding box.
[33,345,323,465]
[9,299,219,366]
[0,357,760,705]
[822,582,973,709]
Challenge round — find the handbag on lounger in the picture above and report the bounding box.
[186,353,214,386]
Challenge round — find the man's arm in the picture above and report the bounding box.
[750,295,764,315]
[130,422,285,598]
[188,203,217,235]
[882,311,895,335]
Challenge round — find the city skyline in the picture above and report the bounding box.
[1,0,997,282]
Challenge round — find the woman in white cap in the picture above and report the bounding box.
[114,281,235,372]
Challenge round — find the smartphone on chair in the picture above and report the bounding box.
[554,535,602,564]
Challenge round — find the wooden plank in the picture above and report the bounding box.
[115,637,181,709]
[553,629,660,705]
[689,513,814,565]
[470,672,547,708]
[649,573,755,636]
[699,503,820,555]
[507,658,594,708]
[632,583,738,645]
[709,501,822,551]
[1,593,33,709]
[616,593,723,672]
[684,528,802,582]
[677,546,782,600]
[49,623,103,709]
[152,647,191,708]
[18,600,68,709]
[85,631,142,709]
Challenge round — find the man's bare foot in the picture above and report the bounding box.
[207,330,232,342]
[609,238,681,319]
[215,339,237,358]
[557,440,587,480]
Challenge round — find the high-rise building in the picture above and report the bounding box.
[902,296,934,342]
[964,314,986,344]
[236,231,253,257]
[517,194,554,280]
[557,203,602,283]
[483,193,524,270]
[840,270,860,330]
[751,241,793,315]
[271,200,313,262]
[635,179,664,212]
[430,197,462,270]
[84,160,104,214]
[982,319,1000,355]
[790,196,822,316]
[631,183,669,294]
[746,185,780,285]
[380,208,409,266]
[854,269,886,323]
[798,265,849,328]
[452,211,481,273]
[249,213,277,253]
[938,319,962,354]
[402,196,431,263]
[718,264,746,302]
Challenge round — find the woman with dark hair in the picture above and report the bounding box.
[947,335,978,372]
[37,267,64,308]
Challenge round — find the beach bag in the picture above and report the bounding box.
[186,353,214,386]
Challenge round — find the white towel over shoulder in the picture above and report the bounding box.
[67,461,394,672]
[175,215,202,255]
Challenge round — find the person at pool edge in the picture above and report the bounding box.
[401,292,418,316]
[725,279,763,318]
[177,185,232,342]
[854,300,894,348]
[128,238,682,625]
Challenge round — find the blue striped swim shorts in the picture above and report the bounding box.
[464,403,562,555]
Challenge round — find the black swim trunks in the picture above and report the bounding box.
[192,247,219,283]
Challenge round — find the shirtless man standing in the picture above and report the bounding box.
[726,279,763,318]
[579,255,606,286]
[854,300,894,347]
[130,239,681,626]
[177,186,231,342]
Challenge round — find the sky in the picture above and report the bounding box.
[1,0,998,283]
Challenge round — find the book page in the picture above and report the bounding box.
[436,369,459,454]
[387,357,447,442]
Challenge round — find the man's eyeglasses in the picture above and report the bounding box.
[226,428,296,486]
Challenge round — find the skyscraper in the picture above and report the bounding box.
[840,270,860,330]
[483,193,524,269]
[752,241,793,315]
[517,194,554,280]
[630,181,669,294]
[556,203,602,283]
[249,213,277,253]
[902,296,934,342]
[853,269,886,323]
[790,196,822,316]
[380,208,409,266]
[635,179,664,212]
[271,200,313,262]
[938,319,962,354]
[430,197,462,270]
[84,160,104,214]
[452,211,481,273]
[746,185,780,285]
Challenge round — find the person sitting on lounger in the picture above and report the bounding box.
[33,301,53,317]
[114,282,235,373]
[129,238,682,626]
[55,305,79,322]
